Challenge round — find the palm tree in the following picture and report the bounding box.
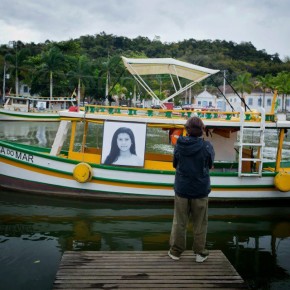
[67,55,91,107]
[5,47,30,96]
[256,74,272,108]
[110,83,128,106]
[273,71,290,112]
[97,55,122,103]
[232,72,253,111]
[40,47,64,102]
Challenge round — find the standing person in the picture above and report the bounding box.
[104,127,143,166]
[168,116,215,263]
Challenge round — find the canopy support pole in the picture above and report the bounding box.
[161,74,211,104]
[125,62,166,108]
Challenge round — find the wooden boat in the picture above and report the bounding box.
[0,57,290,201]
[0,94,77,121]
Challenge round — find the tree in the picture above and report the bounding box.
[256,74,272,108]
[5,47,31,96]
[273,71,290,112]
[110,83,128,105]
[40,46,65,102]
[232,72,253,110]
[67,55,92,106]
[97,55,123,102]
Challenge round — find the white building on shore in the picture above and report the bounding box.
[223,86,289,113]
[182,88,226,110]
[181,86,289,113]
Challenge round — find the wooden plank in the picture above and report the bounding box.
[53,250,247,289]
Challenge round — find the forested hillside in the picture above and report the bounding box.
[1,32,289,102]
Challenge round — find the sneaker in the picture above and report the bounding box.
[168,250,180,260]
[195,249,209,256]
[196,254,208,263]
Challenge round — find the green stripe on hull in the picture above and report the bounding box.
[0,111,59,119]
[1,153,276,190]
[1,141,283,178]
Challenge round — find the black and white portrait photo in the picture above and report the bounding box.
[101,121,147,167]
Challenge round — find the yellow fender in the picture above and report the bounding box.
[274,171,290,192]
[73,163,93,183]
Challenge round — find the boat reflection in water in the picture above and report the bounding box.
[0,190,290,289]
[0,121,59,147]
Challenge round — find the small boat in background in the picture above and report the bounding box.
[0,93,77,121]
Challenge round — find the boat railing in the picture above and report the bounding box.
[84,105,275,122]
[6,94,76,101]
[5,104,28,112]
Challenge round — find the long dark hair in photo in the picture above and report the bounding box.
[104,127,137,165]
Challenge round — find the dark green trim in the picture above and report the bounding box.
[212,184,275,189]
[0,111,59,119]
[210,171,276,177]
[0,140,282,187]
[99,163,175,174]
[0,140,175,174]
[1,141,75,164]
[0,152,277,189]
[1,150,73,176]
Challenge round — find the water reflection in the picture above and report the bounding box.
[0,122,59,147]
[0,191,290,289]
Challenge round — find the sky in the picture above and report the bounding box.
[1,0,289,59]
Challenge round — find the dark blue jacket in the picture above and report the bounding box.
[173,136,215,199]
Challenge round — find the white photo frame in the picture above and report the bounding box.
[101,121,147,167]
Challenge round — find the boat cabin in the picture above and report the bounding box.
[51,105,289,181]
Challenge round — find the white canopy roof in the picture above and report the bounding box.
[121,56,220,107]
[122,56,219,82]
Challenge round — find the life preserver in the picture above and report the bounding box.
[274,171,290,192]
[170,129,183,145]
[73,163,93,183]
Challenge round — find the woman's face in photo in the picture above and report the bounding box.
[116,133,132,152]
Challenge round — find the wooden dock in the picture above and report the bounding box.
[53,250,247,289]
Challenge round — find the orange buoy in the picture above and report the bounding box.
[170,129,183,145]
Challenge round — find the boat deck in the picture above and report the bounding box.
[53,250,247,289]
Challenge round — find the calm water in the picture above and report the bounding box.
[0,121,290,290]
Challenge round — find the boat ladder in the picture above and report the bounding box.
[238,108,266,177]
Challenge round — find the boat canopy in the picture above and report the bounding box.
[122,57,220,107]
[122,57,219,81]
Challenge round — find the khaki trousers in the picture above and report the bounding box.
[169,195,208,256]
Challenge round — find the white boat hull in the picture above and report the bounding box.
[1,142,289,201]
[0,109,59,121]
